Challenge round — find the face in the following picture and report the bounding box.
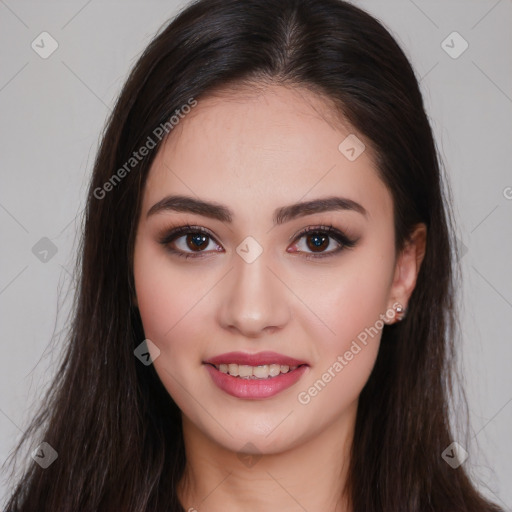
[133,84,409,455]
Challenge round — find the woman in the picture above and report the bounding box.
[4,0,503,510]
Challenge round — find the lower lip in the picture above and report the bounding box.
[204,364,309,399]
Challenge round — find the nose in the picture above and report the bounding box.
[217,249,291,338]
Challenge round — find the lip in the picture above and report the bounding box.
[203,351,308,367]
[204,363,309,399]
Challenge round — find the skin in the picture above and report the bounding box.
[133,83,426,512]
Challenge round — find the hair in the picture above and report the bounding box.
[3,0,502,510]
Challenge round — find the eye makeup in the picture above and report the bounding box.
[157,223,359,260]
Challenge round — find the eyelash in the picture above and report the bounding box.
[158,224,357,260]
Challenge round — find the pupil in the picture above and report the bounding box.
[308,234,328,252]
[187,234,208,250]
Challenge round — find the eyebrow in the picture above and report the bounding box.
[146,194,368,224]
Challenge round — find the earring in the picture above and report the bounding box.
[394,304,406,322]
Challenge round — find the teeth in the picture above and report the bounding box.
[215,363,299,379]
[227,363,238,376]
[238,365,253,378]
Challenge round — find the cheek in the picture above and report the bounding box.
[133,240,204,359]
[294,298,384,428]
[301,250,393,352]
[133,244,212,417]
[294,243,394,406]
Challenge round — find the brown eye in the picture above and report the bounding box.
[305,232,330,252]
[185,233,210,251]
[289,225,357,259]
[159,225,221,259]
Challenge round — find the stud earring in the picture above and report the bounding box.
[395,304,406,322]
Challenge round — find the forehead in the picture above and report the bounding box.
[143,84,392,224]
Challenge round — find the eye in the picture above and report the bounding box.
[288,225,357,259]
[158,224,222,259]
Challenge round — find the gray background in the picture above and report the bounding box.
[1,0,511,508]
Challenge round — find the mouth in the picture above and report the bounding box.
[202,351,310,399]
[205,362,308,379]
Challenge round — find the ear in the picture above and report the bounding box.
[387,223,427,322]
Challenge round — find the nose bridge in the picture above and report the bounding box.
[218,243,290,336]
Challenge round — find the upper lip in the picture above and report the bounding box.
[203,351,308,367]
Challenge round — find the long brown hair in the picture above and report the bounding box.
[4,0,502,510]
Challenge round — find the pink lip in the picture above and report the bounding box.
[203,351,308,367]
[204,363,309,399]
